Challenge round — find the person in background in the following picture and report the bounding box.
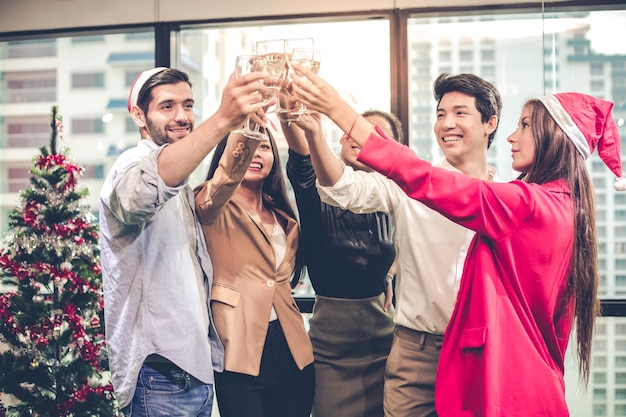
[280,108,405,417]
[285,72,502,417]
[291,65,621,415]
[99,66,266,416]
[193,129,314,417]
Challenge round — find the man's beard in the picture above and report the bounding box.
[146,119,193,145]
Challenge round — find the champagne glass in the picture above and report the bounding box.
[284,37,314,56]
[256,39,287,112]
[299,48,321,115]
[232,55,268,140]
[286,47,321,121]
[276,37,315,115]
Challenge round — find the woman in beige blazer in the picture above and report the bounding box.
[194,130,314,417]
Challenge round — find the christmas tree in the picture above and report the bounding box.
[0,106,120,416]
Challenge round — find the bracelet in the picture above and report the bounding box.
[347,113,359,138]
[386,273,394,280]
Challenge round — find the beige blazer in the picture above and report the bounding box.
[194,134,313,376]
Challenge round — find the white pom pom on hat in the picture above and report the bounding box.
[127,67,169,112]
[538,92,624,191]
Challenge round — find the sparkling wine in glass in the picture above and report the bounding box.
[286,47,321,120]
[232,54,268,140]
[277,38,314,115]
[255,39,287,112]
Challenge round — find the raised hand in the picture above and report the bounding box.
[231,55,270,139]
[289,64,373,148]
[292,109,323,136]
[215,67,267,133]
[289,63,343,118]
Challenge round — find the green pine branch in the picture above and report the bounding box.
[0,105,120,416]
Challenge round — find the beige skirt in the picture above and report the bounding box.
[308,293,395,417]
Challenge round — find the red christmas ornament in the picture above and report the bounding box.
[35,335,48,348]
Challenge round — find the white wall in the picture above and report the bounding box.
[1,0,569,34]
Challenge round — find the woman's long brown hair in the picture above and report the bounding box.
[519,99,599,386]
[205,131,306,287]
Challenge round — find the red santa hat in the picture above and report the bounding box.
[127,67,168,112]
[538,92,625,191]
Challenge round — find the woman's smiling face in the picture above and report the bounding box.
[244,139,275,183]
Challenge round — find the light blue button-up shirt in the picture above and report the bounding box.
[99,139,223,408]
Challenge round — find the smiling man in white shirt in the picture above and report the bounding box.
[293,72,502,417]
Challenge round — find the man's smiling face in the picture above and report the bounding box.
[144,82,195,145]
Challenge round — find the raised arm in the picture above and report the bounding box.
[158,70,266,187]
[194,132,262,225]
[279,112,346,186]
[290,65,381,152]
[279,117,310,156]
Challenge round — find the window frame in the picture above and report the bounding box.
[1,3,626,311]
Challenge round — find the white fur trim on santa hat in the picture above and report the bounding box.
[538,95,591,160]
[615,178,626,192]
[127,67,168,112]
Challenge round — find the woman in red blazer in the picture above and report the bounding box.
[290,65,624,416]
[194,131,314,417]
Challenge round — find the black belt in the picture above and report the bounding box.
[144,354,181,371]
[394,325,444,349]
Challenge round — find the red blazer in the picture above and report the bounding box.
[359,129,574,417]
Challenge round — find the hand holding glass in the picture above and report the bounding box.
[286,47,321,121]
[232,55,268,140]
[275,37,315,115]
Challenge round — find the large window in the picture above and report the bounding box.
[2,4,626,415]
[173,18,391,297]
[174,19,391,191]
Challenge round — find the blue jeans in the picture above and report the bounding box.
[122,363,214,417]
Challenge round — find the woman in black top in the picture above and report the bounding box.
[280,109,405,417]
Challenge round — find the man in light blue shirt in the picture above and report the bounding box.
[99,67,267,415]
